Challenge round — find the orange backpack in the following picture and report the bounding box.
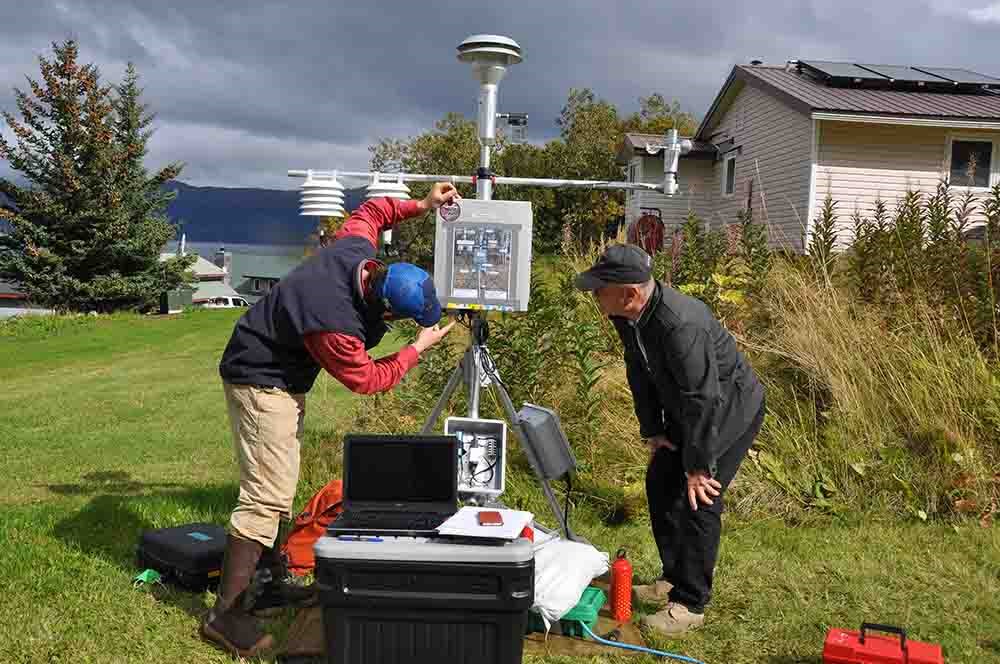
[282,479,344,577]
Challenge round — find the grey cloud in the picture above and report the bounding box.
[0,0,998,188]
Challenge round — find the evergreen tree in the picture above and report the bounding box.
[0,41,192,312]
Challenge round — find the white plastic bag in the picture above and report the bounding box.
[531,533,609,629]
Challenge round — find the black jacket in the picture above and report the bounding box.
[611,281,764,476]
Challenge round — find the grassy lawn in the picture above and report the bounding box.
[0,312,998,663]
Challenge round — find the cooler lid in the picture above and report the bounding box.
[314,535,534,564]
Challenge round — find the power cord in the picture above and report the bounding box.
[563,474,572,537]
[471,458,497,485]
[580,623,704,663]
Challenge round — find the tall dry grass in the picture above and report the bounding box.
[745,261,1000,520]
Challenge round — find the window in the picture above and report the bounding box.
[722,154,737,196]
[252,278,263,293]
[947,136,997,189]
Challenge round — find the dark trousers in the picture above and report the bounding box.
[645,402,765,613]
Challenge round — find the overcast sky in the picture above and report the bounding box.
[1,0,998,189]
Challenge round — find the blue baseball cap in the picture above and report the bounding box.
[379,263,442,327]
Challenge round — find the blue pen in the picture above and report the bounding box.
[337,535,383,542]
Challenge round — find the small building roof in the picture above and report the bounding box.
[0,280,25,300]
[231,253,302,282]
[159,253,225,279]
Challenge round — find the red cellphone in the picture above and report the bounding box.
[477,510,504,527]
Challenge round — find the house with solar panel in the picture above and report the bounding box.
[618,60,1000,252]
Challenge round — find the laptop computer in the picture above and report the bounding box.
[327,434,458,538]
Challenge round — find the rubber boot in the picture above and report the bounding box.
[200,534,275,657]
[251,518,317,616]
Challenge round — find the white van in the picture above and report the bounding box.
[202,296,250,309]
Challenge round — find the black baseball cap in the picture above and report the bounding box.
[574,243,654,291]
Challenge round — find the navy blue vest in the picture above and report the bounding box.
[218,236,389,393]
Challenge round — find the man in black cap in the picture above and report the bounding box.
[575,243,765,635]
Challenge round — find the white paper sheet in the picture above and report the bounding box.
[435,506,534,540]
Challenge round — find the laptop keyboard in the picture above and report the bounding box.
[332,512,447,532]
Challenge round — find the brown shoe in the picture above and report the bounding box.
[632,579,673,607]
[250,534,317,617]
[200,534,275,657]
[640,601,705,635]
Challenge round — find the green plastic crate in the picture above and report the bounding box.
[527,586,606,638]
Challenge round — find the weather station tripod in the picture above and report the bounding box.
[288,34,693,540]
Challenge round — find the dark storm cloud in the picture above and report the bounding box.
[0,0,998,187]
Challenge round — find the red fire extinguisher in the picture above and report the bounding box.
[610,547,633,623]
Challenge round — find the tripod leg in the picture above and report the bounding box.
[490,378,579,542]
[420,362,464,434]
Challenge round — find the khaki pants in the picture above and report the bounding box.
[223,382,306,547]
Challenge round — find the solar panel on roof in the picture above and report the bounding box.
[856,64,950,84]
[800,60,888,81]
[912,67,1000,87]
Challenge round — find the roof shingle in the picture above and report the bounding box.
[741,65,1000,119]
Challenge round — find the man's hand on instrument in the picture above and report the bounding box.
[685,470,721,511]
[412,321,456,354]
[418,182,461,213]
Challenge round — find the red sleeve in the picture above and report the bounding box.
[333,198,425,247]
[303,331,420,395]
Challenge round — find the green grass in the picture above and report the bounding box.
[0,312,998,663]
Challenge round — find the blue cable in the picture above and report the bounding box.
[580,622,705,664]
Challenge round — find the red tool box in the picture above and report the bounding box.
[823,623,944,664]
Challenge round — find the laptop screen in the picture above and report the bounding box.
[344,435,457,508]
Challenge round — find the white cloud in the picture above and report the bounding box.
[967,3,1000,23]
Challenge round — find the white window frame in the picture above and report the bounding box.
[721,154,737,197]
[626,159,639,210]
[944,133,1000,191]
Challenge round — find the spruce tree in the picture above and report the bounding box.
[0,41,193,312]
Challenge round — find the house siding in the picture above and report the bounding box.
[814,121,1000,242]
[705,81,814,252]
[628,156,713,233]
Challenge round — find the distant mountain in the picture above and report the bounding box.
[164,181,365,246]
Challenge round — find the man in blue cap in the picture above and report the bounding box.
[205,183,459,657]
[575,243,765,636]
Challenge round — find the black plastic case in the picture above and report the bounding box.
[135,522,227,590]
[315,536,534,664]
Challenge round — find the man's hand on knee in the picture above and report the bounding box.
[685,470,721,511]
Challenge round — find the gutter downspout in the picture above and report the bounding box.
[804,119,820,252]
